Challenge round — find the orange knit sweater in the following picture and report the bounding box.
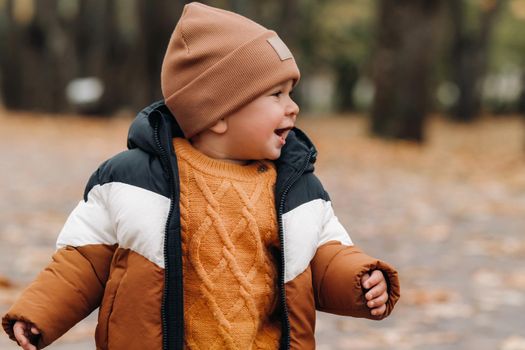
[173,138,282,349]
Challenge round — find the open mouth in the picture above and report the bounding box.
[274,127,293,137]
[274,126,293,146]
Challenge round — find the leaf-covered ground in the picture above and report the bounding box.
[1,110,524,349]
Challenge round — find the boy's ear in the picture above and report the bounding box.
[208,118,228,134]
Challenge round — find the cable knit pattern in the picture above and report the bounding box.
[173,138,281,350]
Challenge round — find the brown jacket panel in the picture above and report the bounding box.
[285,266,315,350]
[311,242,400,320]
[2,244,116,348]
[99,249,164,350]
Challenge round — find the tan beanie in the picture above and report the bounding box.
[160,2,300,138]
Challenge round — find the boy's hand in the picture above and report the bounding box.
[13,321,40,350]
[361,270,388,316]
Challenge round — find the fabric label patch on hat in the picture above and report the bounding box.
[267,36,293,61]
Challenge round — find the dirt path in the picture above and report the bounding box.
[1,110,524,349]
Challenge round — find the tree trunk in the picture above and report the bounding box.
[1,0,73,112]
[448,0,505,122]
[228,0,252,16]
[0,0,23,109]
[519,71,525,115]
[371,0,442,142]
[333,56,358,112]
[132,0,183,111]
[0,0,183,114]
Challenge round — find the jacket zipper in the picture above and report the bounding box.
[277,150,314,350]
[154,117,184,350]
[155,111,313,350]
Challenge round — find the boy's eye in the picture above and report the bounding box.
[272,91,282,97]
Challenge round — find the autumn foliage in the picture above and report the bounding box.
[0,111,524,349]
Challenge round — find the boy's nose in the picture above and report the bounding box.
[285,98,300,119]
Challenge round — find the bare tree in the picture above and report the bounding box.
[518,71,525,117]
[371,0,443,142]
[0,0,183,114]
[1,0,75,112]
[448,0,505,121]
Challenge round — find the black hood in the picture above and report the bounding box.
[127,100,317,174]
[276,127,317,173]
[127,100,184,155]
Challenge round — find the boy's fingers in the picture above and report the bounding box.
[21,341,34,350]
[369,270,385,287]
[30,326,40,334]
[360,273,370,287]
[370,303,387,316]
[13,322,38,350]
[23,342,37,350]
[365,279,387,300]
[362,270,384,289]
[13,322,28,343]
[367,291,388,308]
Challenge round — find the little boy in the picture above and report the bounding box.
[3,2,400,350]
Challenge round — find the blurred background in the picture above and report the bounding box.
[0,0,524,349]
[1,0,525,129]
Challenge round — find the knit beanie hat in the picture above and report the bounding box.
[161,2,300,138]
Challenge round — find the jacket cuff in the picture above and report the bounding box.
[2,313,46,348]
[358,259,400,320]
[312,243,400,320]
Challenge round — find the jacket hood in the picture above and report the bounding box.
[127,100,317,173]
[127,100,184,154]
[276,127,317,173]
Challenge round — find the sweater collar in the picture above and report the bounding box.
[127,100,317,179]
[173,138,276,180]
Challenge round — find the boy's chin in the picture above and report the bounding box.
[266,150,282,161]
[236,148,282,162]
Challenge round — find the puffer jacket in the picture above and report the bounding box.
[2,101,400,350]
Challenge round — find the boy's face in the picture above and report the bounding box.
[222,79,299,162]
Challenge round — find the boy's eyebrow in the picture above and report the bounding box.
[268,81,292,93]
[280,82,293,90]
[267,84,283,93]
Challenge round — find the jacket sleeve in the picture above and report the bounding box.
[2,169,117,348]
[310,201,400,320]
